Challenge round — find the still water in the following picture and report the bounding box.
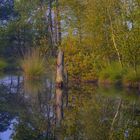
[0,74,140,140]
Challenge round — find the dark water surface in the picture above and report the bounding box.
[0,74,140,140]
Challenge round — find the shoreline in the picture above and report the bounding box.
[69,78,140,91]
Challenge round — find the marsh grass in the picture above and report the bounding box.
[123,67,140,88]
[99,62,140,88]
[22,49,46,79]
[99,62,126,84]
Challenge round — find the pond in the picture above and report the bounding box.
[0,74,140,140]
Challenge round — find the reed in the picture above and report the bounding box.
[22,49,46,79]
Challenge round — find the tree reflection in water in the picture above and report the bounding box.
[0,75,140,140]
[61,84,140,140]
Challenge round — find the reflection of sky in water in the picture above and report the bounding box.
[0,74,139,140]
[0,75,23,93]
[0,75,54,140]
[0,119,17,140]
[0,76,22,85]
[0,75,20,140]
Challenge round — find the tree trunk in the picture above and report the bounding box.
[107,6,123,67]
[56,0,61,45]
[48,0,54,46]
[55,88,63,126]
[56,50,64,88]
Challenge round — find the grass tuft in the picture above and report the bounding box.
[99,62,126,84]
[123,67,140,88]
[22,49,46,79]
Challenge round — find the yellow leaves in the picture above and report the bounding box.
[61,35,99,81]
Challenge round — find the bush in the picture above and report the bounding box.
[0,59,7,71]
[123,67,140,88]
[61,36,99,81]
[22,49,46,79]
[99,62,126,84]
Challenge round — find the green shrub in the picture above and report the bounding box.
[0,59,7,71]
[123,67,140,87]
[61,36,99,81]
[99,62,126,84]
[22,49,46,79]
